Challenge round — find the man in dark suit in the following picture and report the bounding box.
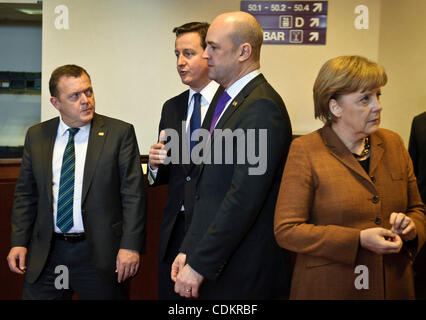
[409,111,426,299]
[172,11,292,299]
[148,22,220,299]
[7,64,146,299]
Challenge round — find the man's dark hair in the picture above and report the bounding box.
[49,64,91,97]
[172,22,210,49]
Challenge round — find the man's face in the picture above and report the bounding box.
[202,21,240,89]
[50,73,95,128]
[175,32,209,92]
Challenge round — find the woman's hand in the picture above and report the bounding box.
[360,227,402,255]
[389,212,417,241]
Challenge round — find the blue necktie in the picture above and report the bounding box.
[190,93,202,153]
[56,128,79,233]
[209,91,231,135]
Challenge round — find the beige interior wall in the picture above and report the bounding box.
[42,0,389,153]
[378,0,426,145]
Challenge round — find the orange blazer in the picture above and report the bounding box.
[274,125,425,299]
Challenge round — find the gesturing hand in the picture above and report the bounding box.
[148,130,167,170]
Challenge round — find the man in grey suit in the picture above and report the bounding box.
[172,11,292,299]
[7,65,146,299]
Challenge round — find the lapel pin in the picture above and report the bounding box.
[98,132,104,136]
[232,101,238,107]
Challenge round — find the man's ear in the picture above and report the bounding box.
[329,99,342,118]
[50,96,60,111]
[238,43,252,62]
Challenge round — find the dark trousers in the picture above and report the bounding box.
[414,246,426,299]
[158,212,185,300]
[23,237,125,300]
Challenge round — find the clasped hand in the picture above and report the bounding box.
[360,212,417,255]
[171,253,204,298]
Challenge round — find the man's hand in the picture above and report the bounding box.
[390,212,417,241]
[360,227,402,255]
[148,130,167,170]
[173,262,204,299]
[115,249,140,283]
[171,253,186,282]
[7,247,27,275]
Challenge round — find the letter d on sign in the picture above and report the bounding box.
[354,265,369,290]
[54,265,69,290]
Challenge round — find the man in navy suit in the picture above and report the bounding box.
[172,12,292,299]
[148,22,220,299]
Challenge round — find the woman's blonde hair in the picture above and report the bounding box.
[313,55,388,123]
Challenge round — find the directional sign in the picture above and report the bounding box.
[241,1,328,45]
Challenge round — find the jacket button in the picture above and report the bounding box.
[195,194,200,200]
[186,176,191,182]
[375,217,382,225]
[371,195,379,203]
[370,176,376,183]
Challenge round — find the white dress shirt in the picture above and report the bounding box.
[149,80,219,180]
[52,118,90,233]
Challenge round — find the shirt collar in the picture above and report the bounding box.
[226,69,261,100]
[189,80,220,105]
[58,116,91,137]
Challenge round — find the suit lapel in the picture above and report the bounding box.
[82,113,106,204]
[369,133,384,176]
[320,125,376,193]
[186,86,225,175]
[214,74,266,133]
[198,74,266,175]
[177,91,192,175]
[43,117,60,212]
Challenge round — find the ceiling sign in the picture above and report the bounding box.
[241,1,328,45]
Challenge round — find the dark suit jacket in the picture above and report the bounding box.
[11,113,146,283]
[152,87,223,262]
[274,125,425,299]
[409,111,426,203]
[180,74,292,299]
[408,111,426,299]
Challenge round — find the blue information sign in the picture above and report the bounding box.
[241,1,328,45]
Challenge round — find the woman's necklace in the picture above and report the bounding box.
[353,136,370,160]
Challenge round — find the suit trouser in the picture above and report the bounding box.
[414,246,426,299]
[158,212,185,300]
[23,237,125,300]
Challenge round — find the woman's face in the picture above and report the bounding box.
[332,87,383,138]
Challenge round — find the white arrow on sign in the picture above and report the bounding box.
[313,3,323,12]
[310,17,320,27]
[309,32,319,42]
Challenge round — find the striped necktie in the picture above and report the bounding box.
[56,127,80,233]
